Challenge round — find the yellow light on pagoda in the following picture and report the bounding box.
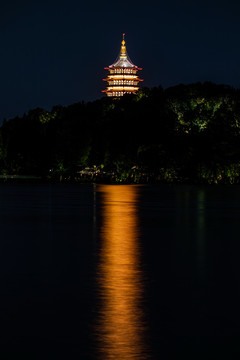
[107,75,138,80]
[107,86,139,91]
[102,34,143,97]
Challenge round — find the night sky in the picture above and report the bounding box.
[1,0,240,120]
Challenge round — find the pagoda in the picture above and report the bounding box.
[102,34,143,97]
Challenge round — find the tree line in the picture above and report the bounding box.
[1,82,240,184]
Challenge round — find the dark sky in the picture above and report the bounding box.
[1,0,240,120]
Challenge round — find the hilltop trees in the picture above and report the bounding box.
[1,82,240,183]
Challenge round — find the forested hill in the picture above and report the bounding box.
[1,82,240,184]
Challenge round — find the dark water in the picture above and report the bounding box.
[0,184,239,359]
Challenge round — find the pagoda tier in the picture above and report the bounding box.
[102,34,143,97]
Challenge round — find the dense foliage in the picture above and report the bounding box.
[1,82,240,184]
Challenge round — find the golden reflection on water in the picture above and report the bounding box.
[95,185,149,360]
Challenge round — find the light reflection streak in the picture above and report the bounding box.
[95,185,149,360]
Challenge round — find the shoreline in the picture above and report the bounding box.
[0,174,239,185]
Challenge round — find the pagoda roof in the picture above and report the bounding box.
[107,34,140,69]
[109,57,137,68]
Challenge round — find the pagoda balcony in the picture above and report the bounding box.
[106,81,140,86]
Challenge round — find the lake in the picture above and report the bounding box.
[0,184,239,359]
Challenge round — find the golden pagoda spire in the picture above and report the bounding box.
[120,33,127,59]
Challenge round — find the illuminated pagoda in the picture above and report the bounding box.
[102,34,143,97]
